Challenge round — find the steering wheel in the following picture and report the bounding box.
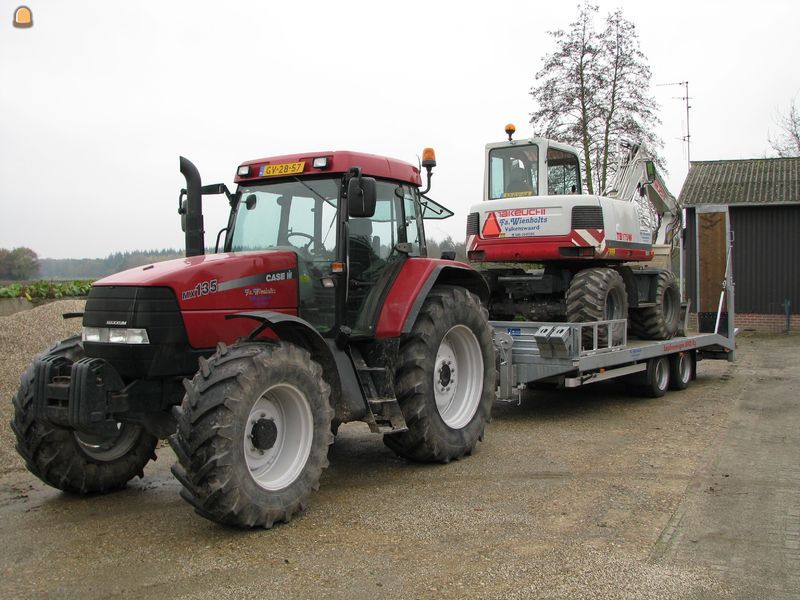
[287,232,316,253]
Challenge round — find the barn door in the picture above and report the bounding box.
[695,205,734,336]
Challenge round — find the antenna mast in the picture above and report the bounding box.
[657,80,691,168]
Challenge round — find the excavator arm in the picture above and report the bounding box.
[603,142,682,247]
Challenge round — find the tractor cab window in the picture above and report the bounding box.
[346,181,421,332]
[230,177,340,332]
[489,145,539,199]
[547,148,581,195]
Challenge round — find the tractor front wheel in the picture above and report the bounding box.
[384,285,495,463]
[11,337,158,494]
[170,341,334,528]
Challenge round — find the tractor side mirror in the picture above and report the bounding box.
[348,176,377,218]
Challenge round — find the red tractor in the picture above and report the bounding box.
[11,150,496,528]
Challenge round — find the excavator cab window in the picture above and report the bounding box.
[547,148,581,195]
[488,146,539,199]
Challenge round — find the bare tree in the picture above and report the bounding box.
[530,3,603,193]
[769,96,800,157]
[530,4,661,194]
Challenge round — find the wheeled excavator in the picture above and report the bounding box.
[467,125,682,341]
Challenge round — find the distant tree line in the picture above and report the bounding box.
[7,242,467,281]
[39,249,184,279]
[0,247,40,280]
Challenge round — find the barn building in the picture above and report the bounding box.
[680,157,800,333]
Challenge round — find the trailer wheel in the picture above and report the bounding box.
[629,271,681,340]
[642,356,670,398]
[170,341,333,528]
[668,352,693,390]
[384,285,495,463]
[11,337,158,494]
[566,268,628,347]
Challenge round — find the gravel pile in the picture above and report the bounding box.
[0,300,85,475]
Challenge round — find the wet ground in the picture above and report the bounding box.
[1,331,798,598]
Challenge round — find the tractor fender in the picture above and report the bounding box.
[226,311,367,422]
[374,259,490,338]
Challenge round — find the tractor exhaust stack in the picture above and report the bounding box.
[180,156,204,257]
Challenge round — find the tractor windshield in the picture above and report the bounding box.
[230,177,340,257]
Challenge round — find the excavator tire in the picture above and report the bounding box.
[11,337,158,494]
[384,285,495,463]
[566,268,628,348]
[629,270,681,340]
[170,341,334,528]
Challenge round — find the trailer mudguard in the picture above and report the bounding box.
[374,259,490,338]
[226,311,367,422]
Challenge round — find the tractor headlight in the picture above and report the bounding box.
[82,327,150,344]
[82,327,101,342]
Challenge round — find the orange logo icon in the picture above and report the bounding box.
[13,6,33,28]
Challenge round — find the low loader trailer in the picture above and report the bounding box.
[493,315,735,402]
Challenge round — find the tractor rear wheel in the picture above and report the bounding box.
[566,268,628,347]
[11,337,158,494]
[170,341,333,528]
[629,270,681,340]
[383,285,495,463]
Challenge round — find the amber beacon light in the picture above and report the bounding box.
[13,5,33,28]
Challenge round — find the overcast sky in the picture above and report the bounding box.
[1,0,798,259]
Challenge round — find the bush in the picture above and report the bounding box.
[0,280,93,301]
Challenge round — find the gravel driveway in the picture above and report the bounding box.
[1,301,798,598]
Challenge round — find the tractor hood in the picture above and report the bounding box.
[93,250,299,311]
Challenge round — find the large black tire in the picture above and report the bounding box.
[629,270,681,340]
[383,286,495,463]
[10,337,158,494]
[170,341,334,528]
[566,268,629,347]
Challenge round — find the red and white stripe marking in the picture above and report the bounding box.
[570,228,606,253]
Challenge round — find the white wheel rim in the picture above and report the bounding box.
[434,325,484,429]
[678,354,691,383]
[655,359,669,390]
[244,383,313,491]
[74,423,140,461]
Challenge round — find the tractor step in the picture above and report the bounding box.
[366,397,408,434]
[350,348,407,434]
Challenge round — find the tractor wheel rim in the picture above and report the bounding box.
[74,423,140,461]
[434,325,484,429]
[244,383,313,491]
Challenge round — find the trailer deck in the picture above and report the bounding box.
[492,318,736,401]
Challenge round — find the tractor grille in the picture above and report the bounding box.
[466,212,480,235]
[82,286,201,378]
[571,206,604,229]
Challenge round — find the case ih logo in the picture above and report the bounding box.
[265,269,293,282]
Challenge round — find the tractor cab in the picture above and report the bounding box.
[184,150,453,337]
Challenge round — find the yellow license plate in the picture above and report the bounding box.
[260,162,305,177]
